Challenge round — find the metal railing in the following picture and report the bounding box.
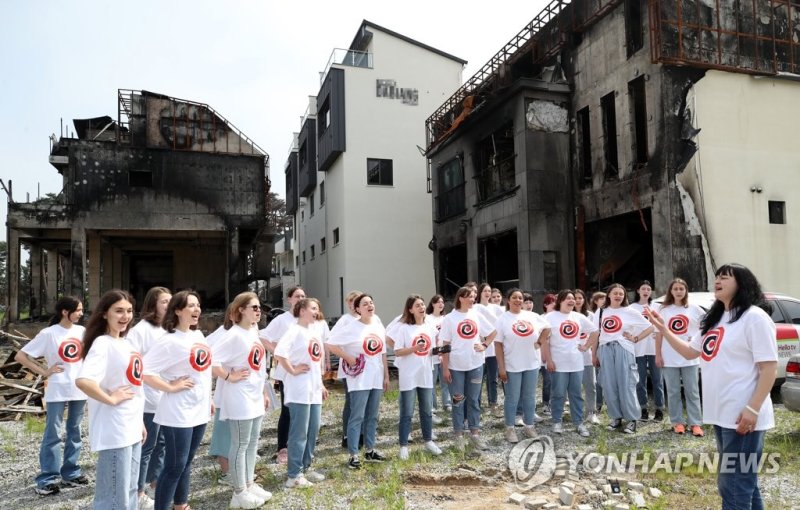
[320,49,372,84]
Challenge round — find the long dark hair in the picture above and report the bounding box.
[82,290,134,358]
[701,264,770,334]
[574,289,589,316]
[163,290,201,334]
[602,284,629,308]
[140,286,171,326]
[636,280,653,304]
[477,283,492,305]
[426,294,444,315]
[401,294,425,325]
[48,296,82,326]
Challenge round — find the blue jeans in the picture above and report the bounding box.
[138,412,165,491]
[37,399,85,488]
[208,408,231,458]
[94,441,141,510]
[399,387,433,445]
[504,369,538,427]
[432,365,452,409]
[636,355,664,409]
[714,426,765,510]
[582,366,597,414]
[156,424,206,510]
[550,371,585,425]
[287,403,321,478]
[229,415,264,491]
[598,342,640,421]
[347,389,382,455]
[662,366,702,425]
[480,356,498,407]
[448,366,483,433]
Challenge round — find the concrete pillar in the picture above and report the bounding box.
[45,250,59,314]
[29,245,43,319]
[227,227,240,304]
[69,225,86,305]
[87,235,101,309]
[7,229,20,322]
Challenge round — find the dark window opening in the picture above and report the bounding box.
[601,92,619,179]
[310,192,315,216]
[302,250,306,264]
[310,245,315,259]
[769,201,786,224]
[367,158,393,186]
[625,0,644,56]
[475,122,516,202]
[318,101,330,135]
[320,182,325,206]
[577,107,592,188]
[333,228,340,245]
[438,244,468,300]
[585,208,654,290]
[129,169,153,187]
[628,77,648,165]
[478,230,519,291]
[320,237,326,253]
[435,157,466,220]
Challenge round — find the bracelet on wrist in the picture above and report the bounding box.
[745,405,759,415]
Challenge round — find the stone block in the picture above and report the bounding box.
[524,497,549,510]
[509,493,526,505]
[559,486,574,506]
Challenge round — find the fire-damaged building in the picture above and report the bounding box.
[426,0,800,297]
[5,89,273,320]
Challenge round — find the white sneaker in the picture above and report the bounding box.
[589,413,601,425]
[470,434,489,450]
[399,446,409,460]
[514,415,524,427]
[534,413,545,423]
[431,430,438,441]
[285,474,313,489]
[219,472,234,486]
[230,490,265,509]
[577,424,590,437]
[424,441,442,455]
[304,470,325,483]
[552,422,564,434]
[432,414,443,425]
[523,425,537,439]
[138,493,155,510]
[504,426,519,444]
[248,484,272,502]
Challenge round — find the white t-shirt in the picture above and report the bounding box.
[212,325,267,420]
[22,323,87,403]
[126,320,166,413]
[143,329,212,428]
[332,314,359,379]
[326,317,386,392]
[439,308,496,372]
[274,323,325,405]
[688,306,777,430]
[425,314,445,365]
[387,322,436,391]
[205,325,233,408]
[656,303,703,368]
[595,306,653,356]
[77,335,144,451]
[259,311,297,381]
[493,310,549,372]
[545,311,598,373]
[629,303,657,356]
[475,303,504,357]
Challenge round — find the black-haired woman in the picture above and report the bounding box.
[630,280,665,422]
[426,294,451,414]
[647,264,777,509]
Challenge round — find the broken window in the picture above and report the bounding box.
[577,107,592,188]
[477,230,519,289]
[624,0,644,57]
[769,201,786,224]
[367,158,393,186]
[628,76,648,165]
[129,169,152,187]
[435,157,466,220]
[475,122,516,202]
[601,93,619,179]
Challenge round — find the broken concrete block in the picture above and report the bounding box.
[543,505,559,510]
[567,473,580,482]
[587,490,604,499]
[509,493,526,505]
[550,488,560,495]
[524,497,549,510]
[577,505,593,510]
[630,491,647,507]
[602,501,617,508]
[627,481,644,491]
[648,487,663,498]
[554,470,567,477]
[560,481,576,491]
[614,504,629,510]
[603,484,612,494]
[559,486,574,506]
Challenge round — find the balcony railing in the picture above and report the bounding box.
[321,49,373,84]
[435,183,467,221]
[475,154,516,203]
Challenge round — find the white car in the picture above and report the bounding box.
[653,291,800,382]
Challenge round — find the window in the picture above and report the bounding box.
[320,237,326,253]
[367,158,393,186]
[435,157,466,220]
[129,169,153,187]
[320,181,325,206]
[577,107,592,187]
[475,122,516,202]
[625,0,644,56]
[295,255,299,268]
[301,210,304,222]
[769,201,786,224]
[318,100,330,135]
[601,92,619,178]
[310,244,315,259]
[333,228,340,245]
[778,300,800,324]
[310,192,315,216]
[302,250,306,264]
[628,76,648,165]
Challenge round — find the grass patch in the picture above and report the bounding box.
[24,416,46,435]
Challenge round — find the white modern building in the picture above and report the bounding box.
[282,20,466,317]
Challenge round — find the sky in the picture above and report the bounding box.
[0,0,551,239]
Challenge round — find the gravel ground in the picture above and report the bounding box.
[0,380,798,509]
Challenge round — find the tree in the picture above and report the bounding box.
[267,192,291,232]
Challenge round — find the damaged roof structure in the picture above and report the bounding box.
[425,0,800,298]
[6,90,273,320]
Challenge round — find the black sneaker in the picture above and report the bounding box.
[640,409,649,421]
[347,455,361,470]
[364,450,386,462]
[624,421,637,434]
[654,409,664,422]
[34,483,60,496]
[607,419,622,431]
[61,475,89,488]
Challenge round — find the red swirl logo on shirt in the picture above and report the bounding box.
[58,338,82,363]
[248,343,265,370]
[189,344,212,372]
[559,321,580,339]
[412,334,432,356]
[457,320,478,340]
[700,327,725,362]
[126,353,143,386]
[668,315,690,335]
[362,334,384,356]
[308,339,322,362]
[602,316,622,334]
[512,320,535,337]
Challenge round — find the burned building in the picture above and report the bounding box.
[426,0,800,297]
[6,90,273,320]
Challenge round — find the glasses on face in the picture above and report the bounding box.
[248,305,261,312]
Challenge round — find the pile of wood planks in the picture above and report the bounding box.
[0,330,46,421]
